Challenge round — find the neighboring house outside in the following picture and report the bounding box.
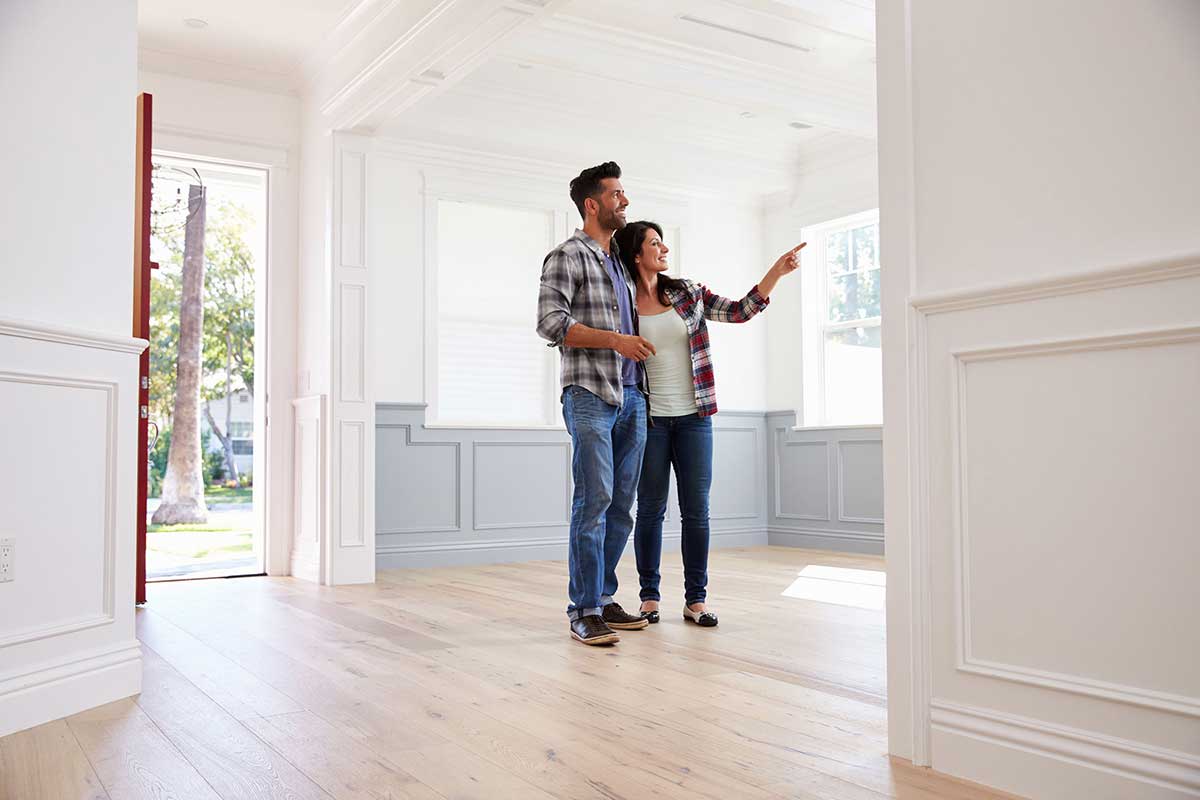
[202,388,254,475]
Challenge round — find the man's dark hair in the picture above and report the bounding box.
[613,220,687,307]
[569,161,621,220]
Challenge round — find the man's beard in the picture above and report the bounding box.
[600,206,627,231]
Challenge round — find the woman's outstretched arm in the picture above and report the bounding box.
[699,243,806,323]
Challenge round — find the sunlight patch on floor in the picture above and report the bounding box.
[782,565,886,610]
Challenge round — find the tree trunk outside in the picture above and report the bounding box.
[206,334,241,487]
[152,184,208,525]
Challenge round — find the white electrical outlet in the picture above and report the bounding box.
[0,538,12,583]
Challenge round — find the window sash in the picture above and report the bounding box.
[800,209,882,427]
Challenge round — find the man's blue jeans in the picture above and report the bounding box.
[633,413,713,606]
[561,385,647,620]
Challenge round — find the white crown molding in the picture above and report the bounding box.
[931,700,1200,796]
[0,318,147,355]
[910,254,1200,316]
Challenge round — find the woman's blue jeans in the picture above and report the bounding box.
[634,413,713,605]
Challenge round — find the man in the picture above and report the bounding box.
[537,161,657,645]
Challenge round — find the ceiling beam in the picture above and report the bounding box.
[302,0,564,132]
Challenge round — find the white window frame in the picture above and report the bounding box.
[799,208,881,427]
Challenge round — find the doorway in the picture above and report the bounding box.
[146,154,268,581]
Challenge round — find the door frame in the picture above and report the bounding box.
[145,125,297,580]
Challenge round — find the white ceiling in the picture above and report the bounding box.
[376,0,877,195]
[138,0,355,92]
[138,0,877,196]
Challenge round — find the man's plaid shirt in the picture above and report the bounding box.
[661,279,769,417]
[537,230,646,409]
[537,229,769,416]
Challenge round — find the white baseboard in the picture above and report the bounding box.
[931,700,1200,798]
[0,640,142,738]
[768,527,885,555]
[377,527,768,569]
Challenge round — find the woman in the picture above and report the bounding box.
[613,221,804,628]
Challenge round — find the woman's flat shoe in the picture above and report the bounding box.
[640,609,660,624]
[682,607,718,627]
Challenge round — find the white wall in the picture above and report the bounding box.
[1,0,137,337]
[138,69,301,578]
[880,1,1200,796]
[0,0,142,737]
[764,149,878,417]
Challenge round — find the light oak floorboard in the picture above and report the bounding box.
[0,547,1019,800]
[0,719,109,800]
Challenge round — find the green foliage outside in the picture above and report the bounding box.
[824,223,881,347]
[149,166,257,493]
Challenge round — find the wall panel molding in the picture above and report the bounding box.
[376,422,461,534]
[0,317,146,355]
[375,405,789,567]
[910,253,1200,316]
[291,395,326,583]
[837,439,885,524]
[338,283,367,403]
[931,700,1200,796]
[0,371,118,648]
[472,441,570,530]
[950,325,1200,718]
[766,413,883,550]
[903,253,1200,787]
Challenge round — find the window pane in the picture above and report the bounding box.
[231,439,253,455]
[851,224,878,272]
[827,268,881,322]
[823,324,882,425]
[228,421,253,438]
[825,229,849,275]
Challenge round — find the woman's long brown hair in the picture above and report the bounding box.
[614,220,687,307]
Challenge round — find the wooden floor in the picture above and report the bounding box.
[0,547,1018,800]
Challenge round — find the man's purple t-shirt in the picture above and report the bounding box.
[602,248,639,387]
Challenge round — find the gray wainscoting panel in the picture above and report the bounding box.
[837,439,884,524]
[766,411,884,555]
[710,426,760,520]
[776,439,830,520]
[375,404,770,568]
[473,441,570,529]
[376,422,460,534]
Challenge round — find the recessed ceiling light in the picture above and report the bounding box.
[183,18,208,29]
[517,63,534,70]
[739,111,755,119]
[789,121,813,129]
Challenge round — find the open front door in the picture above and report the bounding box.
[134,93,153,604]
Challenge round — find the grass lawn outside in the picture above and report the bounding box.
[146,498,257,578]
[201,486,253,504]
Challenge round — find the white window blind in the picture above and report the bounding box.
[435,199,558,426]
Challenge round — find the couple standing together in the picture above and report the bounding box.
[536,161,805,645]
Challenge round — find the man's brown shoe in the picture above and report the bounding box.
[571,615,620,645]
[602,602,649,630]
